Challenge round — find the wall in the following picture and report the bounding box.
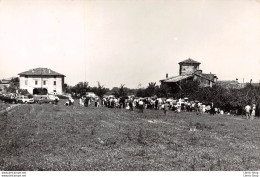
[193,76,212,87]
[179,64,199,75]
[19,75,64,94]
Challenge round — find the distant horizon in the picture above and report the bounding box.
[1,0,260,89]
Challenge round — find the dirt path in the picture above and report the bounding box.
[0,104,21,114]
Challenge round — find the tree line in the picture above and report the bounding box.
[65,80,260,116]
[3,77,260,116]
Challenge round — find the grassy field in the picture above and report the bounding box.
[0,100,260,171]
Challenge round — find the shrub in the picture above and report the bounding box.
[56,95,68,99]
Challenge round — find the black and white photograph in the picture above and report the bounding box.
[0,0,260,176]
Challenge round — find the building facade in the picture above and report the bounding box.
[179,59,201,75]
[18,68,65,95]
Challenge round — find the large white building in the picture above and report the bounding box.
[18,68,65,95]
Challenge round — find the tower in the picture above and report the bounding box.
[178,58,201,75]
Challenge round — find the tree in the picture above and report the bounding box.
[113,84,128,98]
[95,82,107,98]
[155,84,171,98]
[18,89,30,95]
[5,77,20,93]
[64,83,72,93]
[6,82,17,93]
[136,88,146,97]
[10,77,19,83]
[71,81,90,96]
[145,82,157,97]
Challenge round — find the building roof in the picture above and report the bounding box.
[178,58,201,65]
[160,74,193,83]
[161,72,216,83]
[216,80,245,89]
[194,73,216,82]
[217,80,239,84]
[201,73,217,81]
[0,79,11,84]
[18,68,65,77]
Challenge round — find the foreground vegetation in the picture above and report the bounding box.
[0,100,259,171]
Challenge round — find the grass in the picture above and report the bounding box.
[0,100,260,171]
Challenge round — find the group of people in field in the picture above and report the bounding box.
[74,95,225,115]
[245,104,256,120]
[64,95,257,119]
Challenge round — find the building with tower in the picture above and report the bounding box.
[160,58,217,88]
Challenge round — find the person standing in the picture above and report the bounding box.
[155,99,159,110]
[138,99,144,113]
[164,102,169,115]
[79,97,83,106]
[245,104,251,120]
[129,99,134,111]
[251,104,256,120]
[55,98,58,105]
[85,97,89,107]
[95,98,99,107]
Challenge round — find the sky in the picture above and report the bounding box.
[0,0,260,89]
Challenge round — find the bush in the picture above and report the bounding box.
[56,95,68,99]
[159,81,260,116]
[18,89,29,95]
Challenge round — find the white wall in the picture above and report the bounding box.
[19,75,64,94]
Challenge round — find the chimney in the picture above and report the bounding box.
[166,73,168,78]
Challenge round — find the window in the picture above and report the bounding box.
[53,90,56,92]
[54,81,56,85]
[35,80,38,85]
[25,75,28,78]
[43,81,46,85]
[54,76,56,79]
[25,80,28,85]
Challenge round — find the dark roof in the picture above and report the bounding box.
[217,80,238,84]
[0,79,11,84]
[193,73,216,82]
[18,68,65,76]
[216,80,246,89]
[160,74,193,83]
[161,72,217,83]
[178,58,201,65]
[201,73,217,81]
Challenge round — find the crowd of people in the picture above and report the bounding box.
[63,95,257,119]
[64,95,226,115]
